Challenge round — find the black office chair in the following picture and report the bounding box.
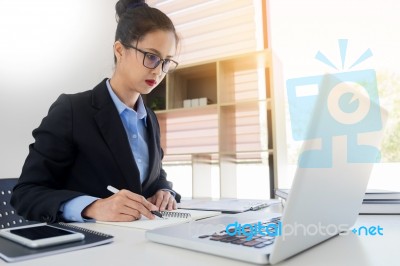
[0,178,37,229]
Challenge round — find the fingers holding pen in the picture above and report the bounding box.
[107,190,146,220]
[119,189,159,219]
[83,188,158,222]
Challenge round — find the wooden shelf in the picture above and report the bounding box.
[219,50,270,105]
[152,49,275,198]
[155,104,218,118]
[219,101,269,154]
[167,63,217,109]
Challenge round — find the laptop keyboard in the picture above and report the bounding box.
[198,217,281,249]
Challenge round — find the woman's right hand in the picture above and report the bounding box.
[82,189,158,222]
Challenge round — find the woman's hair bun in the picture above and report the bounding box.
[115,0,147,21]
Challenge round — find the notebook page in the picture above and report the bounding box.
[96,209,221,230]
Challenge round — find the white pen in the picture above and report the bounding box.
[106,185,164,219]
[107,185,120,194]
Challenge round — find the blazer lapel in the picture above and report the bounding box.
[92,80,142,194]
[141,108,161,192]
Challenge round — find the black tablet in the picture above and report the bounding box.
[0,224,85,248]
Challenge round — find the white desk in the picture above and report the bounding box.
[1,206,399,266]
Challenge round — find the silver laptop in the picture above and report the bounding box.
[146,75,387,264]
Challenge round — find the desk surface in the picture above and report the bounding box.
[1,205,399,266]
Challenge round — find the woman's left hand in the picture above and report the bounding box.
[147,190,177,211]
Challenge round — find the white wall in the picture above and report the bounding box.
[0,0,117,178]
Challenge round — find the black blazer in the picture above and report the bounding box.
[11,79,180,223]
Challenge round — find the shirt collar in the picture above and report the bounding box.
[106,79,147,121]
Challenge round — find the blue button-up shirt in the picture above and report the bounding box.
[106,79,150,183]
[60,79,151,222]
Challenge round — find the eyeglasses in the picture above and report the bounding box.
[122,43,178,73]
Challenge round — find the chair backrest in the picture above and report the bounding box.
[0,178,37,229]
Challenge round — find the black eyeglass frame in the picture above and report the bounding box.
[122,43,179,73]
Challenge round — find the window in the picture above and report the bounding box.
[269,0,400,191]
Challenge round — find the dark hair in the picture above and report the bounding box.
[114,0,179,63]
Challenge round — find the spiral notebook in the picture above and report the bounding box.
[0,223,114,263]
[96,209,221,230]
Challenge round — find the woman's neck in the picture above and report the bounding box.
[109,75,140,109]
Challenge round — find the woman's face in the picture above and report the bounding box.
[115,29,177,95]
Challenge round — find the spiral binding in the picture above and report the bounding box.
[57,222,112,237]
[160,211,191,219]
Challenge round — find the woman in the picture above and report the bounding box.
[11,0,180,223]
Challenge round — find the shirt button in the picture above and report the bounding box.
[132,134,137,138]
